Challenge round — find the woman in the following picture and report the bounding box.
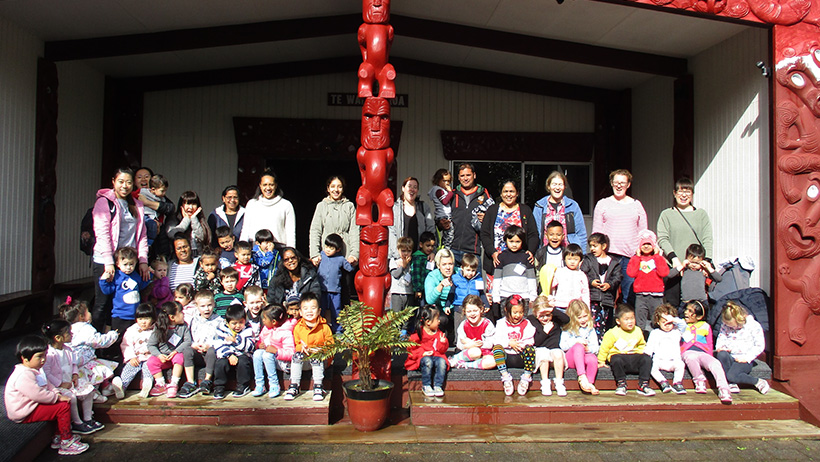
[480,181,539,275]
[657,177,714,306]
[267,248,321,304]
[592,169,647,304]
[207,185,245,247]
[388,177,435,260]
[165,191,210,258]
[308,176,358,266]
[533,171,588,251]
[134,167,153,190]
[424,248,457,344]
[91,168,150,330]
[240,172,296,248]
[168,235,197,290]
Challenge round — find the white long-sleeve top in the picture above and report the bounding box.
[240,195,296,247]
[121,323,155,362]
[715,315,765,363]
[644,317,686,362]
[456,317,496,351]
[559,325,599,355]
[492,318,535,355]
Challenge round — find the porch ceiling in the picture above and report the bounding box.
[0,0,757,90]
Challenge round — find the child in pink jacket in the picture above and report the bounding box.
[252,305,296,398]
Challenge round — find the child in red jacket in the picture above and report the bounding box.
[405,306,449,398]
[626,230,669,334]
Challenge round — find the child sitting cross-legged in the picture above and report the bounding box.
[528,295,570,396]
[253,304,296,398]
[284,293,334,402]
[598,303,655,397]
[449,295,496,370]
[644,304,687,394]
[406,305,449,397]
[212,304,256,400]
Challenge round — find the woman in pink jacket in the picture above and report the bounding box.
[91,168,150,331]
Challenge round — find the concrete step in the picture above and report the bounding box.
[409,388,799,425]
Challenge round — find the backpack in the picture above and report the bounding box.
[80,198,115,256]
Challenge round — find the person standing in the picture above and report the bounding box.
[444,163,494,269]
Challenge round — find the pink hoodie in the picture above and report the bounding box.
[92,188,149,266]
[257,318,296,362]
[42,345,78,388]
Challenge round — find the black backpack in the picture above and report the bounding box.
[80,198,115,256]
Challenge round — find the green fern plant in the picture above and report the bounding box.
[309,301,418,390]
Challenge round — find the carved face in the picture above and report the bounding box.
[359,225,388,275]
[778,170,820,259]
[362,97,391,150]
[777,49,820,117]
[363,0,390,24]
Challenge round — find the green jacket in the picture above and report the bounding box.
[309,197,359,259]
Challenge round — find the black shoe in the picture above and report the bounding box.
[232,385,251,398]
[199,379,213,395]
[213,386,226,400]
[177,381,199,399]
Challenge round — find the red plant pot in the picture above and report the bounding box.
[343,379,394,432]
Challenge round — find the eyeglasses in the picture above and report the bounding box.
[612,182,628,187]
[675,190,693,196]
[283,256,298,262]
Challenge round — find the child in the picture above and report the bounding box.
[60,299,118,402]
[667,243,722,313]
[150,256,174,307]
[535,220,566,274]
[405,306,449,397]
[214,267,245,317]
[215,225,237,268]
[175,283,197,323]
[99,246,152,338]
[253,229,280,291]
[491,225,537,321]
[193,247,223,292]
[597,304,655,396]
[285,293,302,320]
[581,232,622,340]
[284,293,334,401]
[244,286,266,334]
[212,304,256,399]
[428,168,454,248]
[188,290,222,396]
[451,253,486,329]
[681,300,732,404]
[144,301,194,399]
[116,303,156,398]
[411,231,437,303]
[491,295,537,396]
[390,236,416,314]
[528,295,570,396]
[4,335,89,455]
[317,233,355,333]
[644,304,687,394]
[550,244,590,311]
[450,295,496,370]
[232,240,261,291]
[42,320,100,435]
[140,174,170,246]
[626,230,669,333]
[715,301,769,394]
[560,299,600,394]
[253,304,296,398]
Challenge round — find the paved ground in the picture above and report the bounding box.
[34,438,820,461]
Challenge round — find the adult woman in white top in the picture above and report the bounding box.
[240,172,296,248]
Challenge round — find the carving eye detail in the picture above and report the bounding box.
[792,73,806,88]
[808,184,819,200]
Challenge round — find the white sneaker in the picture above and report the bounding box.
[729,383,741,393]
[540,380,552,396]
[756,379,770,394]
[139,376,153,398]
[93,391,108,403]
[517,375,532,396]
[112,377,125,399]
[554,378,567,397]
[422,386,435,397]
[433,386,444,397]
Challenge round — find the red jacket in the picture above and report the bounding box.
[626,253,669,294]
[404,329,449,371]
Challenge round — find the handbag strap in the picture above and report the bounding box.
[675,207,705,249]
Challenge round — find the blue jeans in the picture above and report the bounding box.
[419,355,447,388]
[615,254,635,305]
[253,349,281,392]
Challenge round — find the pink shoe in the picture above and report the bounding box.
[149,383,166,397]
[166,384,178,398]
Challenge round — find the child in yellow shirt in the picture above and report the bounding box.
[597,304,654,397]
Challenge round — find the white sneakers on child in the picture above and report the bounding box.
[541,380,552,396]
[139,376,153,398]
[111,377,125,399]
[517,375,532,396]
[553,378,567,396]
[756,379,770,394]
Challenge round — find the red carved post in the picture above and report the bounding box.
[354,0,396,381]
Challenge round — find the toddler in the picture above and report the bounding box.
[411,231,437,303]
[560,299,600,394]
[667,243,721,313]
[285,294,302,320]
[492,295,537,396]
[140,174,170,246]
[116,303,156,398]
[144,301,194,399]
[253,229,280,290]
[232,240,261,291]
[212,304,256,399]
[528,295,569,396]
[214,267,245,317]
[4,335,89,455]
[492,225,537,321]
[451,253,486,329]
[598,304,655,396]
[187,290,222,396]
[99,246,152,338]
[549,244,590,310]
[60,299,118,403]
[450,295,496,369]
[715,301,769,394]
[626,230,669,333]
[406,305,449,397]
[42,319,100,435]
[390,236,416,314]
[215,225,237,268]
[253,304,296,398]
[428,168,454,248]
[175,283,197,323]
[245,286,266,334]
[150,256,174,307]
[681,300,732,404]
[580,232,622,340]
[193,247,223,292]
[644,304,687,394]
[318,233,355,332]
[285,293,334,401]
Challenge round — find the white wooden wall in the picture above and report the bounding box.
[0,16,40,295]
[142,73,595,213]
[54,61,105,283]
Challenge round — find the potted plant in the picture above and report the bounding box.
[310,301,417,431]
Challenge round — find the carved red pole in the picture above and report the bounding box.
[354,0,396,381]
